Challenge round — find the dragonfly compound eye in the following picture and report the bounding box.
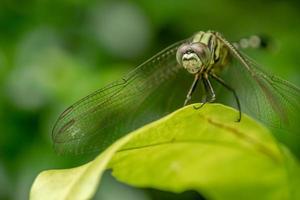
[176,42,211,74]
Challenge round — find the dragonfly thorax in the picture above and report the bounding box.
[176,42,211,74]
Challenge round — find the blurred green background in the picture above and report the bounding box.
[0,0,300,199]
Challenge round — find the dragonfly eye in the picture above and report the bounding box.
[176,42,211,74]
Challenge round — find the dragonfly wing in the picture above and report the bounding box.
[52,39,196,155]
[216,33,300,133]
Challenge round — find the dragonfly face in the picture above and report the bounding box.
[176,42,211,74]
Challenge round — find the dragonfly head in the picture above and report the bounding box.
[176,42,211,74]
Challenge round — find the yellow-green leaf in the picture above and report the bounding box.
[30,104,300,200]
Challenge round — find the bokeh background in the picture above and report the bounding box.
[0,0,300,199]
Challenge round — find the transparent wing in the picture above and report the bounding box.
[52,39,197,155]
[216,33,300,133]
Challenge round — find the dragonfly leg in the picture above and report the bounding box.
[194,74,216,110]
[184,74,200,106]
[210,73,242,122]
[203,75,216,102]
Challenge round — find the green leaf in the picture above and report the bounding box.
[30,104,300,200]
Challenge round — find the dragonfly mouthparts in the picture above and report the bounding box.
[182,53,202,74]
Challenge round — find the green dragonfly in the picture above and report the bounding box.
[52,31,300,155]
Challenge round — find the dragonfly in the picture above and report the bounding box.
[52,30,300,155]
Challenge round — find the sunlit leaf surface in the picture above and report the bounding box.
[31,104,300,200]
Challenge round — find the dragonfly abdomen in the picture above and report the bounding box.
[233,35,270,50]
